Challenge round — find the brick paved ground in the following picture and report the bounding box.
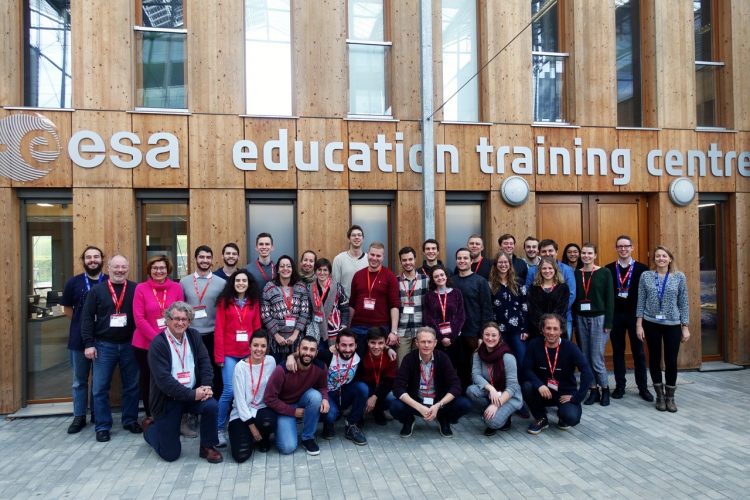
[1,369,748,499]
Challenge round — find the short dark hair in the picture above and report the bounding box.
[615,235,632,245]
[523,236,539,246]
[539,239,558,251]
[428,265,453,291]
[366,326,387,342]
[422,239,440,252]
[222,242,240,255]
[347,225,364,238]
[455,247,471,258]
[336,328,357,345]
[194,245,213,259]
[398,246,417,259]
[256,232,273,245]
[299,335,319,347]
[251,329,269,343]
[539,313,565,331]
[80,245,104,262]
[146,255,173,275]
[314,258,332,273]
[497,234,515,245]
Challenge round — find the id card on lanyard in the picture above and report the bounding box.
[108,281,128,327]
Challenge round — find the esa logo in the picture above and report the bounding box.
[0,114,60,182]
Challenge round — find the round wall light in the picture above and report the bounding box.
[500,175,530,206]
[668,178,696,207]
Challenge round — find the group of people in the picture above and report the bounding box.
[60,227,690,463]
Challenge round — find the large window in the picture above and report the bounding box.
[615,0,642,127]
[245,0,292,116]
[350,194,393,267]
[444,195,484,270]
[441,0,479,122]
[347,0,391,116]
[23,0,72,108]
[135,0,187,110]
[531,0,567,123]
[694,0,724,128]
[138,198,189,280]
[247,195,296,264]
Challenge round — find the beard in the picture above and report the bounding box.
[299,354,314,367]
[85,262,103,276]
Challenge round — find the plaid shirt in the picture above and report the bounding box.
[397,273,429,339]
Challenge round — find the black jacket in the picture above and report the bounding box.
[80,280,137,347]
[393,349,461,403]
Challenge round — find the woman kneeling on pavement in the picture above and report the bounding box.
[466,322,523,436]
[227,330,277,462]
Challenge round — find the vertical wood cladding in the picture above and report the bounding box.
[0,188,21,413]
[189,188,247,273]
[0,1,21,106]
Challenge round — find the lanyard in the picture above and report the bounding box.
[419,359,434,389]
[336,354,355,390]
[313,278,331,310]
[107,281,127,314]
[366,269,382,298]
[84,273,104,292]
[151,287,168,313]
[233,300,247,329]
[655,271,670,312]
[400,274,417,302]
[369,352,384,388]
[472,256,483,274]
[249,358,265,404]
[616,261,634,292]
[256,260,275,281]
[193,274,212,305]
[545,342,560,378]
[580,268,595,300]
[166,331,188,371]
[281,286,294,312]
[436,290,449,322]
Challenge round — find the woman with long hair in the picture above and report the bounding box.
[562,243,583,270]
[133,255,184,425]
[214,269,262,447]
[489,252,529,364]
[636,246,690,412]
[261,255,310,363]
[527,258,570,340]
[307,258,349,346]
[423,265,465,371]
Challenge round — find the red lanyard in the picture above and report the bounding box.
[580,269,595,300]
[256,260,275,281]
[152,287,168,312]
[472,256,483,273]
[193,274,212,305]
[233,300,247,329]
[281,286,294,312]
[436,290,448,322]
[545,343,560,378]
[313,278,331,309]
[249,358,265,403]
[366,269,382,298]
[166,332,188,371]
[369,352,384,387]
[107,281,126,314]
[419,359,434,388]
[400,274,417,301]
[336,354,355,389]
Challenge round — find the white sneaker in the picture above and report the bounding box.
[217,430,227,448]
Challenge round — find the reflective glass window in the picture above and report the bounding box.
[441,0,479,122]
[248,202,296,263]
[347,0,391,116]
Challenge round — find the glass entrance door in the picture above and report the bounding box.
[24,201,73,402]
[698,201,725,360]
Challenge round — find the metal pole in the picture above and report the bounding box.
[420,0,435,240]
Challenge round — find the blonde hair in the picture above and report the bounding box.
[652,245,678,273]
[533,257,565,286]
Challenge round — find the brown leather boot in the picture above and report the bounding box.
[200,446,224,464]
[665,385,678,413]
[653,383,667,411]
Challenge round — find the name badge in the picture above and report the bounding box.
[422,397,434,407]
[655,314,665,320]
[547,378,559,392]
[403,306,415,315]
[314,311,324,323]
[580,302,591,311]
[618,292,629,299]
[439,322,452,336]
[194,306,208,319]
[176,371,191,385]
[110,314,127,327]
[364,298,376,310]
[236,330,248,342]
[285,315,296,327]
[157,317,167,328]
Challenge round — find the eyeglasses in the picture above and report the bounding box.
[170,317,189,323]
[616,245,632,249]
[151,266,168,271]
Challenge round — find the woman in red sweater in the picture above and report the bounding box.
[214,270,262,447]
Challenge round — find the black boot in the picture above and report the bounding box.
[583,387,600,405]
[600,387,611,406]
[611,386,625,399]
[638,386,655,402]
[67,415,87,434]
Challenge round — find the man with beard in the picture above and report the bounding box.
[61,245,108,434]
[419,239,451,279]
[80,255,141,442]
[264,336,329,455]
[396,246,429,362]
[213,243,240,281]
[454,235,491,279]
[179,245,226,435]
[246,233,275,288]
[319,329,369,445]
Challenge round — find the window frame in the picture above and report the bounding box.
[693,0,726,129]
[531,0,569,124]
[136,190,190,280]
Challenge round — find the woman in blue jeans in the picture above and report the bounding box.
[489,252,529,365]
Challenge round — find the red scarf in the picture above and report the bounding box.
[477,342,512,391]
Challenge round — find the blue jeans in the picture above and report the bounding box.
[324,381,369,426]
[92,340,140,431]
[218,355,242,430]
[274,388,322,454]
[70,349,93,417]
[389,395,472,425]
[503,333,527,369]
[522,381,582,426]
[144,398,219,462]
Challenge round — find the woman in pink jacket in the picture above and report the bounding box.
[132,255,184,423]
[214,269,262,447]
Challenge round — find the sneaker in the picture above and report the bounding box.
[217,430,227,448]
[557,412,571,431]
[180,414,198,438]
[123,422,143,434]
[67,416,87,434]
[500,417,512,431]
[438,420,453,438]
[399,420,415,438]
[199,446,224,464]
[344,424,368,445]
[301,439,320,456]
[611,386,625,399]
[527,417,549,435]
[322,422,335,440]
[483,427,496,437]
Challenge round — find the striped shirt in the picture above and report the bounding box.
[397,273,429,339]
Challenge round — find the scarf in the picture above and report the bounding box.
[477,341,512,391]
